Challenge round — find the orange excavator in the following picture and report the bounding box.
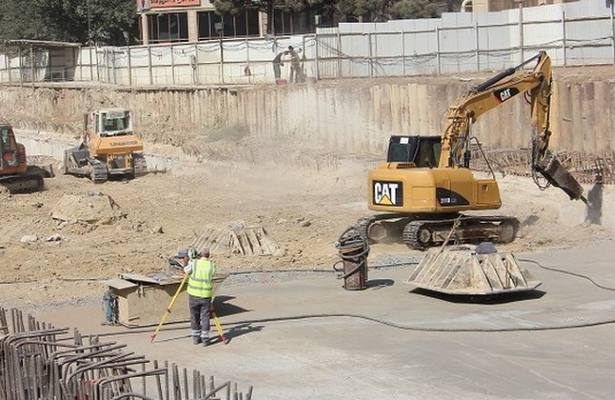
[0,122,48,193]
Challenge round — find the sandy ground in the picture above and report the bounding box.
[0,137,612,307]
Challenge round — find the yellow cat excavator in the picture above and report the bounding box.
[357,51,584,249]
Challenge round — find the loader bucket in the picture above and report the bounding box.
[406,245,541,295]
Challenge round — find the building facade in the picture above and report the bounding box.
[137,0,318,44]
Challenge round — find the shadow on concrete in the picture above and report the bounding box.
[367,279,395,290]
[154,334,191,343]
[210,323,264,346]
[214,296,249,318]
[409,288,547,304]
[153,322,263,345]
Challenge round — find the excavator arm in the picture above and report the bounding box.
[439,51,584,201]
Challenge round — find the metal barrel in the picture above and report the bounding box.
[335,227,369,291]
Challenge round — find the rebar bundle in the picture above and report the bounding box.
[0,308,253,400]
[471,148,614,185]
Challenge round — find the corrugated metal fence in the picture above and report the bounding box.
[0,0,613,86]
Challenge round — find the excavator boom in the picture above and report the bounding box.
[441,51,583,201]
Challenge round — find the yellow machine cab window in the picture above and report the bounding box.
[387,135,441,168]
[99,111,131,136]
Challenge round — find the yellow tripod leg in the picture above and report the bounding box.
[150,273,189,343]
[211,308,230,345]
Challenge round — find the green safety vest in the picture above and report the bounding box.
[187,259,214,298]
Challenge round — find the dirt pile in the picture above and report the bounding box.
[50,192,125,225]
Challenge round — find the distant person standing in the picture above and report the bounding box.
[272,50,289,81]
[288,46,301,83]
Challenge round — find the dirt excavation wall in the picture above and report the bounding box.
[0,72,614,159]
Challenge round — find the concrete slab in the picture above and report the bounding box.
[39,241,615,399]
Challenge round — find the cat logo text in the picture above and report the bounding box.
[373,181,403,207]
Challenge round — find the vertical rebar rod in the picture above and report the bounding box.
[182,368,188,400]
[154,361,163,400]
[164,361,170,400]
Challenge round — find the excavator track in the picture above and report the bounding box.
[0,174,44,194]
[90,160,109,184]
[351,214,519,250]
[355,213,413,243]
[133,154,148,177]
[402,215,519,250]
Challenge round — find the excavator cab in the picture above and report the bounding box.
[387,136,441,168]
[0,124,21,169]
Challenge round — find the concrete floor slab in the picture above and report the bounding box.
[39,241,615,399]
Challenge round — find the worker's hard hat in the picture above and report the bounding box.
[177,249,189,258]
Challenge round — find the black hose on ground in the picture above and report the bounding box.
[518,257,615,292]
[91,312,615,339]
[88,257,615,338]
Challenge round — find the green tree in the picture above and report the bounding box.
[389,0,439,19]
[0,1,44,40]
[37,0,138,44]
[213,0,333,33]
[335,0,392,22]
[0,0,138,45]
[336,0,465,21]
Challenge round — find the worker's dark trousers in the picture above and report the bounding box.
[189,295,211,340]
[273,63,282,79]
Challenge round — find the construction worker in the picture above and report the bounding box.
[184,249,215,346]
[272,50,289,81]
[288,46,301,83]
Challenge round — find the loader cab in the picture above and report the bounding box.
[96,109,133,137]
[86,109,133,139]
[387,135,442,168]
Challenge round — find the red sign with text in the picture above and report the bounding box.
[137,0,200,11]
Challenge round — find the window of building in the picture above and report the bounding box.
[147,12,189,43]
[272,9,315,35]
[273,9,292,35]
[197,9,259,40]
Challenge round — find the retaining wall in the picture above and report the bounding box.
[0,75,613,157]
